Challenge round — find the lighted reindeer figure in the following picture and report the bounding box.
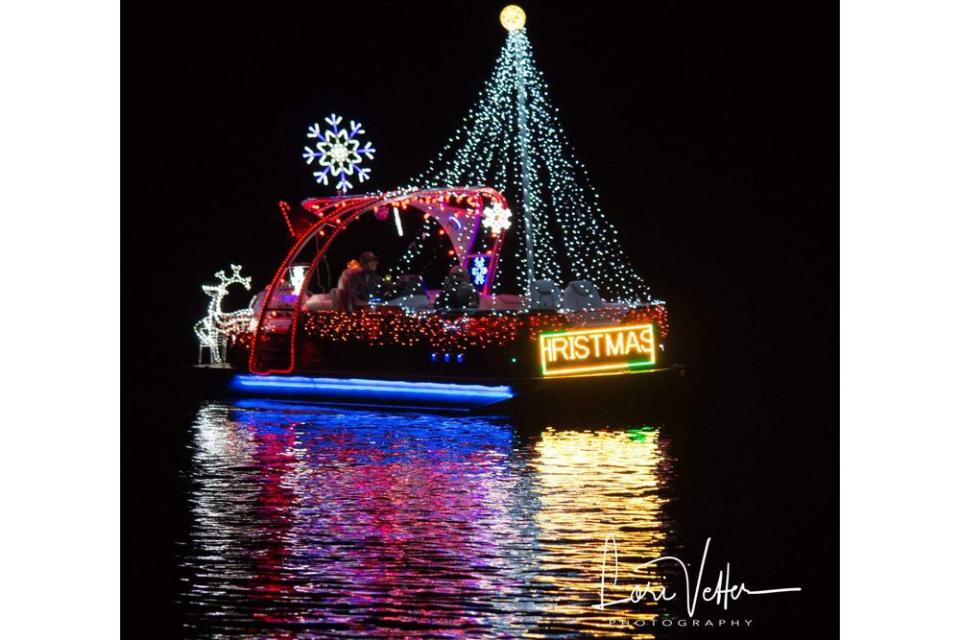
[194,264,253,364]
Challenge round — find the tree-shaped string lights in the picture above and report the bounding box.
[407,6,657,306]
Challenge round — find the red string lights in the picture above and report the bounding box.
[266,304,671,353]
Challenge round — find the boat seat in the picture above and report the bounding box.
[391,294,432,313]
[305,292,335,311]
[529,279,562,310]
[563,280,603,311]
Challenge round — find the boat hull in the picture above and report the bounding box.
[189,363,684,415]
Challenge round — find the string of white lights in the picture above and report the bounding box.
[407,28,656,305]
[193,264,253,364]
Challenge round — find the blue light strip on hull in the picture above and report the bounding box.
[231,375,514,407]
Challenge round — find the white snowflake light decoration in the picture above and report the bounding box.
[471,256,489,287]
[302,113,376,193]
[481,203,512,235]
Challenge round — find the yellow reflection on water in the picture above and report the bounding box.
[186,404,675,637]
[531,427,671,638]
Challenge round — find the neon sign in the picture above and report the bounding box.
[538,324,656,377]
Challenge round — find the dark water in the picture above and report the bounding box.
[125,385,830,639]
[179,401,672,638]
[124,262,838,640]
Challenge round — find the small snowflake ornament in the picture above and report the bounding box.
[471,256,489,287]
[482,203,512,235]
[302,113,376,193]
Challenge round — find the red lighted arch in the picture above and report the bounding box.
[249,187,509,374]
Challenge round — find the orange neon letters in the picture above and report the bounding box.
[538,324,656,377]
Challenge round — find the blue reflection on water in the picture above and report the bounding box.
[229,398,515,463]
[181,399,672,638]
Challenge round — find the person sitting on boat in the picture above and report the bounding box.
[330,258,361,310]
[337,259,361,291]
[345,251,384,311]
[434,265,479,310]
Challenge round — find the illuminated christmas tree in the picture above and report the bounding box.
[407,5,657,305]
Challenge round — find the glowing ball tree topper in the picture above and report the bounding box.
[500,5,526,31]
[302,113,376,193]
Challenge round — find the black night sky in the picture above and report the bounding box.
[125,0,835,377]
[124,1,837,634]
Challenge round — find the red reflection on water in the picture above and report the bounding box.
[249,423,298,615]
[191,405,527,635]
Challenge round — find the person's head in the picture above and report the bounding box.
[449,265,467,283]
[359,251,379,273]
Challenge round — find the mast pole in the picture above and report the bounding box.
[515,33,537,301]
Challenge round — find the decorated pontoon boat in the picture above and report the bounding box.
[199,186,672,411]
[194,6,678,411]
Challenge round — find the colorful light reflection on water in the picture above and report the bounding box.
[181,400,675,638]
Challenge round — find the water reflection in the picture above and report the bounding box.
[531,427,670,637]
[181,400,674,638]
